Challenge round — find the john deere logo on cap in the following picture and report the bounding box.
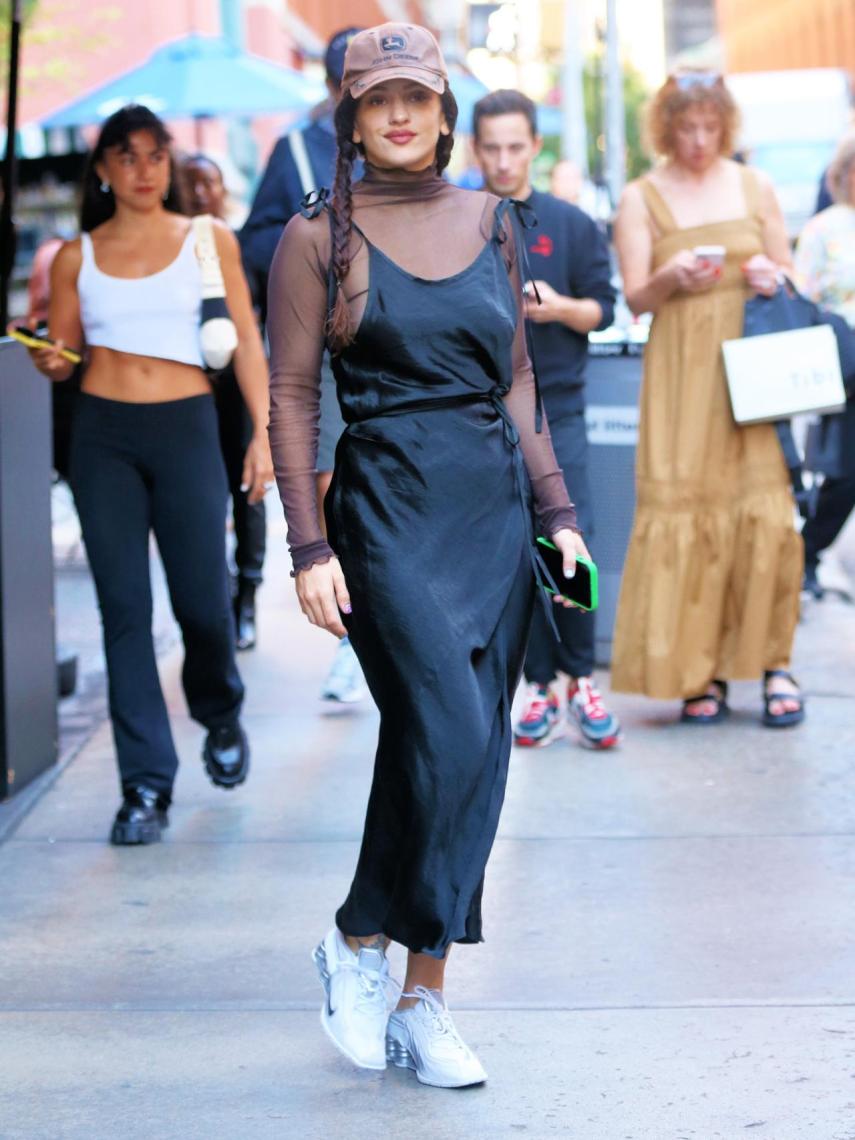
[381,33,407,52]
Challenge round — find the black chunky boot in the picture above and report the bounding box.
[203,723,250,789]
[233,578,257,651]
[110,785,171,846]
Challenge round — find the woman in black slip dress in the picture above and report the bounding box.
[267,23,587,1089]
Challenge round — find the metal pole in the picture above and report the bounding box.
[561,0,589,173]
[219,0,244,51]
[1,0,23,328]
[604,0,625,208]
[421,0,460,65]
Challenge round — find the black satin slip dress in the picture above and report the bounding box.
[325,203,537,959]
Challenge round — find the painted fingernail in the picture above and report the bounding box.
[342,604,352,614]
[239,483,249,492]
[564,565,575,578]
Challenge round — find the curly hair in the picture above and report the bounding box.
[644,74,740,160]
[827,130,855,205]
[326,86,459,353]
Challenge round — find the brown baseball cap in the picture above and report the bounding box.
[341,23,449,100]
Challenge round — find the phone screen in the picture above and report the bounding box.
[536,537,599,612]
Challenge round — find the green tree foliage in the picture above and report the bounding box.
[0,1,39,68]
[2,1,121,97]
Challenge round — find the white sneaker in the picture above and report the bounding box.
[312,928,400,1070]
[386,986,487,1088]
[320,637,368,704]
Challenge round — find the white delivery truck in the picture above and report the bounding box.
[726,68,852,239]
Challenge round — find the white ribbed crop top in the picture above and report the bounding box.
[77,226,205,368]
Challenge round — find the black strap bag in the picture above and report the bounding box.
[741,278,855,516]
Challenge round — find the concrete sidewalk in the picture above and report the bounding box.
[2,515,855,1140]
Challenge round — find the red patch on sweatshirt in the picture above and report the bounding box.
[529,233,554,257]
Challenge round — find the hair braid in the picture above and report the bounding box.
[326,86,459,352]
[327,99,359,353]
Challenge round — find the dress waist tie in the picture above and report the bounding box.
[345,389,561,637]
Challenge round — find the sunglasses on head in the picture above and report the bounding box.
[672,71,721,91]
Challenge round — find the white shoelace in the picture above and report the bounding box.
[403,985,465,1048]
[340,959,401,1012]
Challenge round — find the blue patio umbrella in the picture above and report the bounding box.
[39,35,326,128]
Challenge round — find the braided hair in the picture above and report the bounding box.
[327,87,459,352]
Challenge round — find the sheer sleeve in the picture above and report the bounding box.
[500,215,580,536]
[267,212,336,574]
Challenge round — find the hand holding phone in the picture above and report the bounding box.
[536,535,599,611]
[692,244,725,270]
[7,324,81,364]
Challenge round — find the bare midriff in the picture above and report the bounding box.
[81,347,211,403]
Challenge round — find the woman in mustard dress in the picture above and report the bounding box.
[612,73,805,727]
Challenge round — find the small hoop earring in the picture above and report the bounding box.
[162,189,169,201]
[100,180,111,193]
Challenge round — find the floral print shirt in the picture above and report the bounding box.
[794,204,855,329]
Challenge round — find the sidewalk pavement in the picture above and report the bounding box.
[2,511,855,1140]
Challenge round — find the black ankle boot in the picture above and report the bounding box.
[803,563,824,600]
[110,785,171,846]
[233,578,257,651]
[203,723,250,789]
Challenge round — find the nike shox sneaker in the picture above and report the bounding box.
[568,677,622,749]
[321,637,368,705]
[312,928,400,1070]
[386,985,487,1088]
[513,682,563,747]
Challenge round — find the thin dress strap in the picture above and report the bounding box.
[740,165,762,221]
[640,178,679,235]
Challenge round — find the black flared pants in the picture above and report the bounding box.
[524,410,597,683]
[70,393,244,796]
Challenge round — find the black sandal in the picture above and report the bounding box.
[763,670,805,728]
[680,680,729,725]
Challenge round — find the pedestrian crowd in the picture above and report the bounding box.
[12,20,855,1090]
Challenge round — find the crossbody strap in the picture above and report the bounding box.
[288,129,316,199]
[496,197,545,433]
[191,214,226,300]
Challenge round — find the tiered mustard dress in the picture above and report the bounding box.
[612,168,803,699]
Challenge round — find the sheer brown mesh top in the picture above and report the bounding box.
[267,163,577,573]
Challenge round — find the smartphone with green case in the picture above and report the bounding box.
[536,536,599,612]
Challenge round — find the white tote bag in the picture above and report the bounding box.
[721,324,846,425]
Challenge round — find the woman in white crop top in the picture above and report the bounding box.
[23,105,273,846]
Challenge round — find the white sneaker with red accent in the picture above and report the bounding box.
[568,677,621,749]
[513,682,564,747]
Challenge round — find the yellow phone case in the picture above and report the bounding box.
[8,327,82,365]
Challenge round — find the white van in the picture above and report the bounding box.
[726,68,852,238]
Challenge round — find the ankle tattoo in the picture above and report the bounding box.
[355,934,388,953]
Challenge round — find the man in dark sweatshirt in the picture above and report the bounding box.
[473,89,621,751]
